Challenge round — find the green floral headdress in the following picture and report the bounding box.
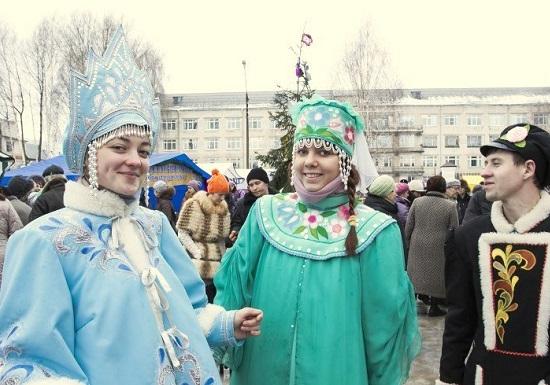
[291,96,365,156]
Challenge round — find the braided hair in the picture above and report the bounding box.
[344,165,360,256]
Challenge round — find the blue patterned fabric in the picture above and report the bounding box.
[63,26,160,174]
[0,205,232,384]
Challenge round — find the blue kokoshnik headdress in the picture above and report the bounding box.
[63,26,160,175]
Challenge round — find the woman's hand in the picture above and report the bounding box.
[233,307,263,340]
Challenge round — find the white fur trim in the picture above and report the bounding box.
[28,378,85,385]
[515,191,550,233]
[475,365,483,385]
[435,380,458,385]
[64,180,139,218]
[491,191,550,234]
[537,380,547,385]
[490,201,515,233]
[196,304,225,336]
[479,232,550,354]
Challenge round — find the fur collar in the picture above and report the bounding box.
[185,190,229,215]
[64,181,139,218]
[491,190,550,233]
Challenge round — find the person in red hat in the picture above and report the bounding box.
[177,169,231,302]
[439,123,550,385]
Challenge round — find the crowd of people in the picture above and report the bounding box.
[0,26,548,385]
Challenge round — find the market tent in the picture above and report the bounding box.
[0,152,209,212]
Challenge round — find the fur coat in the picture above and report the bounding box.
[177,191,230,279]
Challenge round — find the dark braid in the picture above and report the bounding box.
[344,165,360,256]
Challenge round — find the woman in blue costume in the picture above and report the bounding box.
[215,97,420,385]
[0,27,262,385]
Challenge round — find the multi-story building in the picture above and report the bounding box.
[0,118,44,168]
[159,88,550,180]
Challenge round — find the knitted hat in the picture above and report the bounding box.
[42,165,64,178]
[207,169,229,194]
[480,123,550,188]
[247,167,269,184]
[153,180,169,196]
[395,182,409,195]
[187,180,201,192]
[408,179,425,192]
[7,176,34,199]
[368,175,395,198]
[446,179,461,188]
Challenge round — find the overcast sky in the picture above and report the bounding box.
[3,0,550,93]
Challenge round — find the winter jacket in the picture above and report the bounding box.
[456,193,470,224]
[395,195,411,229]
[156,198,177,231]
[364,193,406,255]
[231,188,276,234]
[176,191,230,279]
[28,176,67,222]
[462,189,493,224]
[0,199,22,287]
[6,196,31,225]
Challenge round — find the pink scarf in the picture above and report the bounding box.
[292,174,345,203]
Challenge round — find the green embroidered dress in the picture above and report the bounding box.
[215,193,420,385]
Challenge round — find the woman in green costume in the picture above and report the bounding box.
[214,96,420,385]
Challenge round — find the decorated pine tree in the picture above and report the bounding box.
[257,33,314,192]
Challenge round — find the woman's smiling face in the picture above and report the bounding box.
[293,146,340,192]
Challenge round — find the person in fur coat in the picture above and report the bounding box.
[177,169,230,302]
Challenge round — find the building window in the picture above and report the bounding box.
[399,115,415,127]
[271,138,281,149]
[467,115,481,126]
[208,119,219,130]
[534,113,548,125]
[489,134,499,142]
[163,139,176,151]
[183,119,198,130]
[422,135,437,148]
[375,134,392,148]
[226,138,241,150]
[399,155,415,167]
[422,115,438,127]
[445,135,459,147]
[489,114,505,127]
[467,135,482,147]
[271,120,278,129]
[443,115,458,126]
[5,139,13,153]
[423,155,437,168]
[372,116,389,129]
[250,137,262,149]
[206,138,219,150]
[183,138,198,150]
[227,118,241,129]
[444,155,458,165]
[228,159,241,168]
[469,156,482,168]
[375,156,392,168]
[399,134,415,147]
[510,114,528,124]
[250,117,262,129]
[162,119,176,130]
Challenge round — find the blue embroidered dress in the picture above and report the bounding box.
[0,181,237,385]
[214,193,420,385]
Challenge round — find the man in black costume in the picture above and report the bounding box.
[438,123,550,385]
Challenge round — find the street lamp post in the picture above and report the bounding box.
[242,60,249,169]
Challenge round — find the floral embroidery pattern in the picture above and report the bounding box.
[157,346,214,385]
[0,326,34,385]
[492,244,536,344]
[275,199,349,240]
[40,216,133,273]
